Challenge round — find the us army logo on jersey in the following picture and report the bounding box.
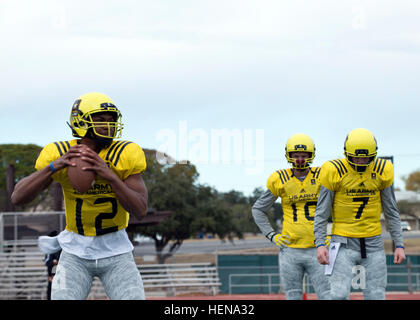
[345,188,376,197]
[73,183,113,195]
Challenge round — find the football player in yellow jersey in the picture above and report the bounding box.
[314,128,405,300]
[11,92,148,300]
[252,134,330,300]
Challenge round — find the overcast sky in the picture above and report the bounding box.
[1,0,420,195]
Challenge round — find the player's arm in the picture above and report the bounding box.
[11,145,81,205]
[11,167,54,205]
[80,148,148,220]
[251,189,290,247]
[252,189,278,238]
[110,173,148,220]
[314,186,334,265]
[380,161,405,264]
[380,186,405,264]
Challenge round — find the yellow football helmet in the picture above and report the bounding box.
[344,128,377,170]
[285,134,315,169]
[68,92,123,139]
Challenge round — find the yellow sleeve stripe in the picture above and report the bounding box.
[276,170,284,184]
[311,167,321,179]
[276,169,290,184]
[373,158,387,175]
[373,158,379,172]
[335,159,348,174]
[105,140,133,167]
[106,140,126,162]
[53,141,71,156]
[379,159,387,175]
[329,159,347,178]
[112,141,132,167]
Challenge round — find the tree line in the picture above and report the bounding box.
[0,144,281,263]
[2,144,419,263]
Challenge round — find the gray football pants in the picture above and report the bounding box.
[329,246,387,300]
[51,250,145,300]
[279,247,330,300]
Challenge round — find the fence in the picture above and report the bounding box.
[1,249,420,299]
[218,254,420,295]
[228,273,280,295]
[0,211,65,248]
[0,250,48,300]
[225,264,420,295]
[1,212,419,298]
[0,249,221,300]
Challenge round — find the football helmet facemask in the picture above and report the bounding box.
[344,128,377,172]
[67,92,123,139]
[285,133,315,170]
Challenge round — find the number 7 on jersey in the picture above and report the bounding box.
[352,197,369,219]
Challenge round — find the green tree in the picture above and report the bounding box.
[403,170,420,192]
[0,144,55,211]
[221,187,282,235]
[220,190,258,234]
[131,149,242,263]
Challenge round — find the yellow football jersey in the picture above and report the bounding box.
[267,167,322,248]
[319,158,394,238]
[35,139,147,236]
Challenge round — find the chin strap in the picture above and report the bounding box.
[67,121,80,137]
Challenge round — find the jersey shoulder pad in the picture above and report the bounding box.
[327,158,349,179]
[35,140,72,171]
[372,158,394,189]
[276,168,292,185]
[310,166,322,179]
[319,159,347,191]
[267,169,291,196]
[104,140,147,179]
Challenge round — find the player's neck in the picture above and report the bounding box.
[292,168,309,178]
[80,137,101,153]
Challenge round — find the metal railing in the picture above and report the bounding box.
[0,211,65,253]
[228,273,280,294]
[227,264,420,295]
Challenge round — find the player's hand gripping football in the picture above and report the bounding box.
[79,147,118,183]
[51,144,87,171]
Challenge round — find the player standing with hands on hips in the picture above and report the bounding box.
[252,134,330,300]
[314,128,405,300]
[12,92,148,300]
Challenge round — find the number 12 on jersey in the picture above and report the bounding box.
[75,197,119,236]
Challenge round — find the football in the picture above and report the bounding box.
[67,157,95,193]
